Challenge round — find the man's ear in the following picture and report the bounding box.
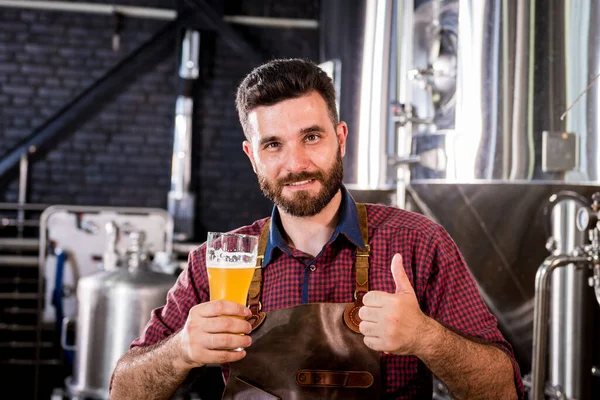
[242,140,257,173]
[336,121,349,157]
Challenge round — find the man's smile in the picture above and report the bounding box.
[284,179,316,188]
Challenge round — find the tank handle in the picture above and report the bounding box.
[61,317,76,351]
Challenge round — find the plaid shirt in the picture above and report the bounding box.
[133,188,524,399]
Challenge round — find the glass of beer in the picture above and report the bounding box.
[206,231,259,311]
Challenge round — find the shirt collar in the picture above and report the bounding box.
[262,186,366,266]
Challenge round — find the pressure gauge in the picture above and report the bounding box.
[576,207,598,232]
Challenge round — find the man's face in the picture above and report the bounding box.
[242,91,348,217]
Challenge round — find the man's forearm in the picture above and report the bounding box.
[110,333,191,400]
[416,318,517,400]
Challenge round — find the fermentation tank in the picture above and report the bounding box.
[322,0,600,398]
[64,231,176,399]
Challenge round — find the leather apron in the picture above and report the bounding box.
[222,203,382,399]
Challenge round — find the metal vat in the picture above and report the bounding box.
[65,232,176,399]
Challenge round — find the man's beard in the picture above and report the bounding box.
[258,149,344,217]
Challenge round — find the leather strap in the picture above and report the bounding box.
[354,203,370,294]
[247,220,270,330]
[295,369,374,388]
[344,203,370,333]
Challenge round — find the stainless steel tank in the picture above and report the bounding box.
[64,232,177,399]
[322,0,600,397]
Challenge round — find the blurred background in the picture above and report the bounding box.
[2,0,600,399]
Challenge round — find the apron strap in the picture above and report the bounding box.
[343,202,370,333]
[248,220,270,314]
[354,203,370,295]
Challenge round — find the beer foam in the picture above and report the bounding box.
[207,261,256,269]
[207,248,257,265]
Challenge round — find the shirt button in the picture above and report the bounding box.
[309,265,316,272]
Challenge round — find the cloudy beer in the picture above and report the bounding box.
[207,261,256,305]
[206,232,259,310]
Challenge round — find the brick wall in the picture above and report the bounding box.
[0,0,320,239]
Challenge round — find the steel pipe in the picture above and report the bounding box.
[0,255,39,267]
[531,255,591,400]
[0,0,177,19]
[0,238,40,251]
[224,15,319,29]
[0,203,48,211]
[0,292,40,300]
[0,1,319,28]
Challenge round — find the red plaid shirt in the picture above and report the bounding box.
[133,188,524,399]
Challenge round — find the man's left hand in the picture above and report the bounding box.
[358,253,433,355]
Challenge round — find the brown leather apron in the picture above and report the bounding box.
[222,203,382,399]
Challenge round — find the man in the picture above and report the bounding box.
[110,59,523,399]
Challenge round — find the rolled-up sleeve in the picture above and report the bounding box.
[422,225,525,399]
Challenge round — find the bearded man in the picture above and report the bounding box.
[110,59,523,400]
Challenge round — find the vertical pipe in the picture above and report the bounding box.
[395,0,414,208]
[453,0,485,180]
[549,196,588,398]
[501,0,512,180]
[509,0,534,180]
[549,202,568,389]
[561,201,591,399]
[168,30,199,241]
[17,154,28,238]
[356,0,394,190]
[531,256,590,400]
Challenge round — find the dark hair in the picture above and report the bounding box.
[235,58,338,139]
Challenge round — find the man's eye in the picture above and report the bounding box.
[305,134,319,142]
[265,142,280,149]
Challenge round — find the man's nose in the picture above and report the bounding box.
[284,145,310,173]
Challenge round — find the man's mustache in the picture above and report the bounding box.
[278,171,324,186]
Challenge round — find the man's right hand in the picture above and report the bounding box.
[176,300,253,368]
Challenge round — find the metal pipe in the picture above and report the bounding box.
[395,0,414,209]
[224,15,319,29]
[0,238,40,251]
[354,0,395,191]
[549,198,585,391]
[0,292,40,300]
[0,202,48,210]
[500,0,512,180]
[531,255,591,400]
[0,0,177,19]
[0,255,39,267]
[17,155,28,238]
[0,1,320,28]
[169,30,199,241]
[509,0,535,180]
[563,244,591,395]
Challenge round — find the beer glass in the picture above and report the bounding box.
[206,232,259,308]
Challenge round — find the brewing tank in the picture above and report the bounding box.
[65,233,177,399]
[322,0,600,386]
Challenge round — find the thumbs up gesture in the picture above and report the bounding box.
[358,254,433,355]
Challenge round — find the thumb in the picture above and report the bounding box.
[391,253,413,295]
